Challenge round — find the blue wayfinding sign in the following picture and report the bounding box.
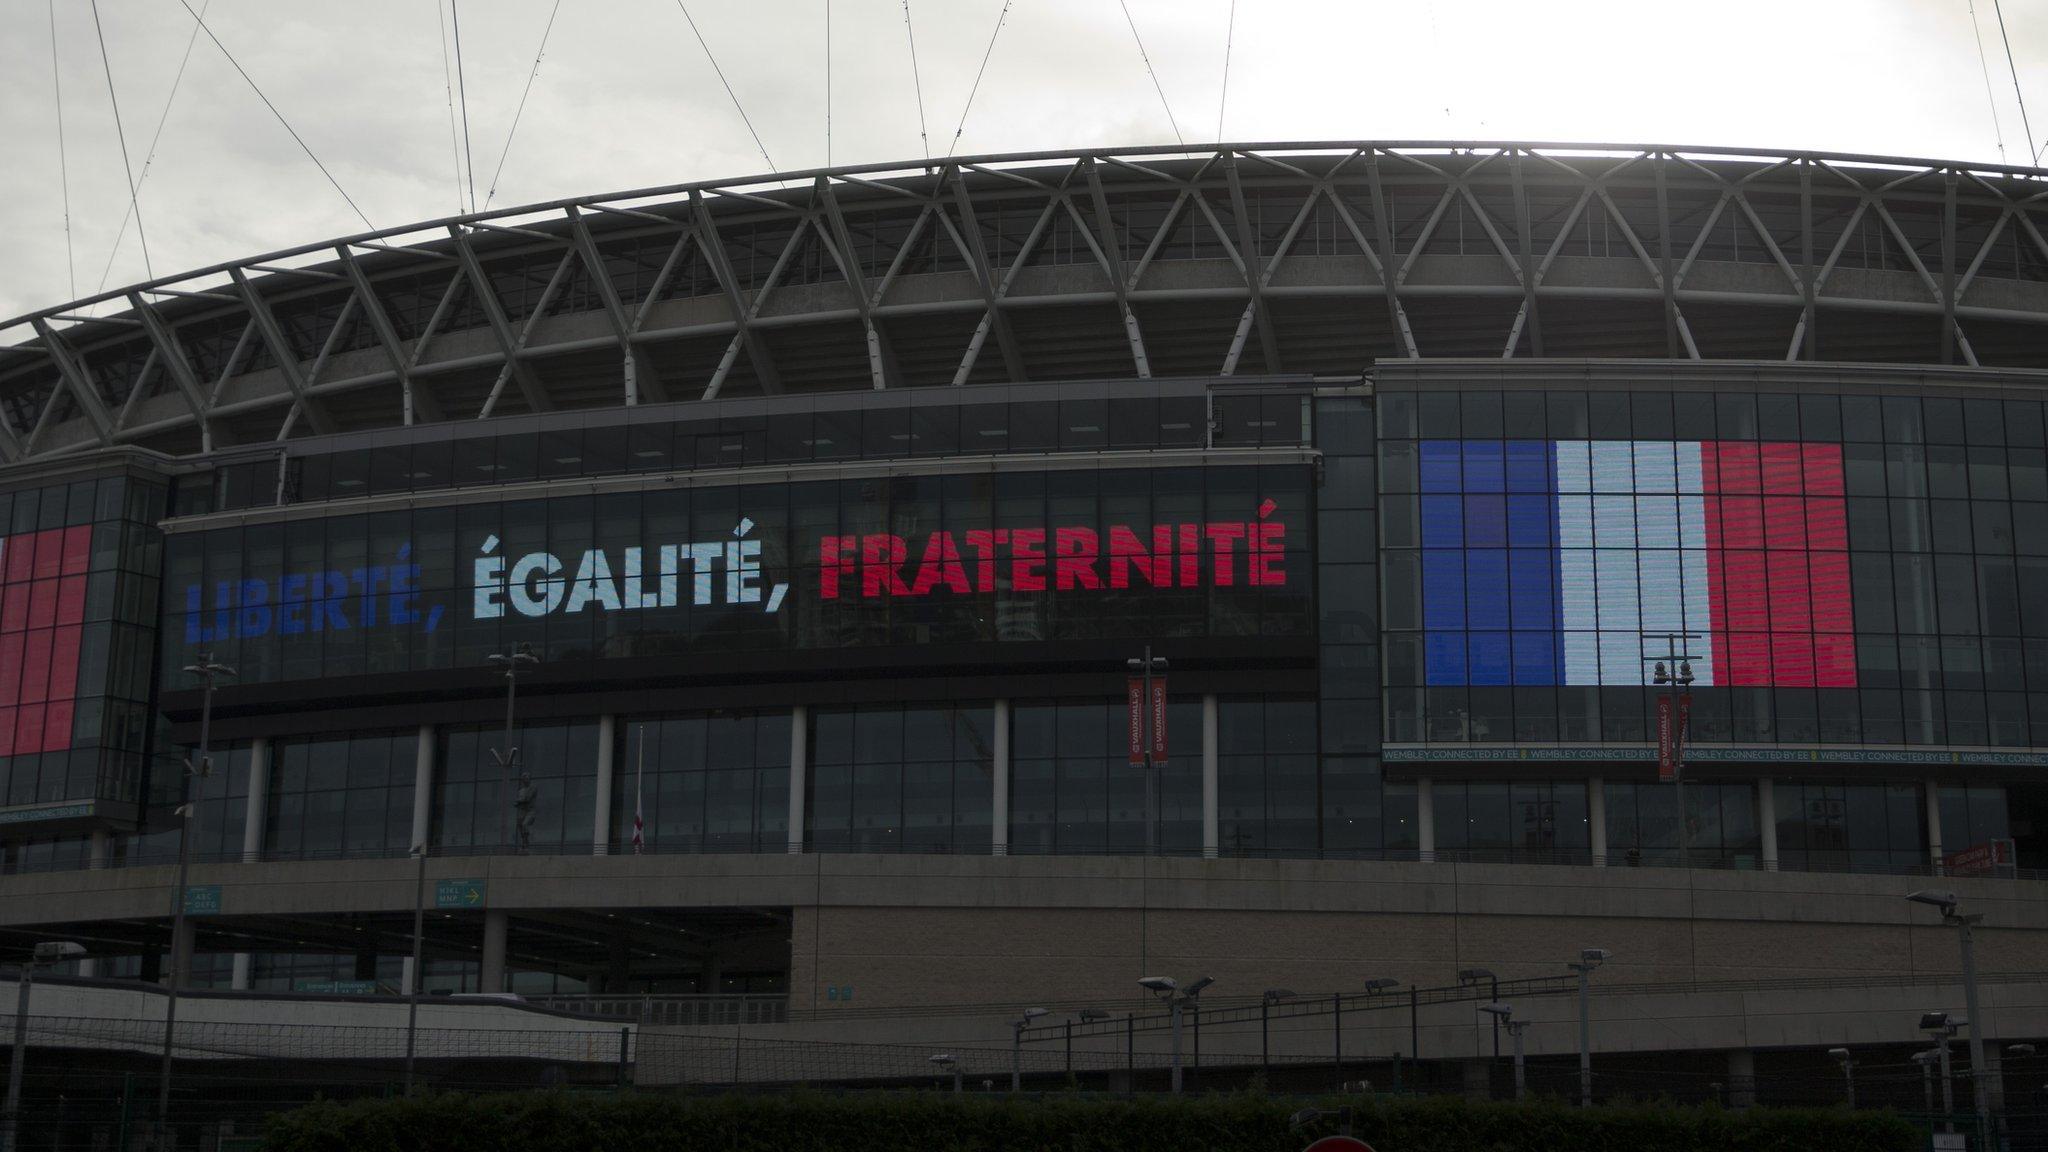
[435,879,486,909]
[184,885,222,914]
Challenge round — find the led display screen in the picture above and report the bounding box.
[162,466,1312,686]
[1419,440,1854,688]
[0,527,91,757]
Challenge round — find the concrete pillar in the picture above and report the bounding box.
[991,700,1010,856]
[592,714,616,854]
[230,953,252,991]
[1417,778,1436,863]
[1725,1049,1756,1109]
[1201,694,1219,859]
[1461,1058,1492,1101]
[481,909,508,994]
[1757,778,1779,871]
[411,724,435,854]
[1925,781,1946,871]
[699,946,724,996]
[240,738,269,863]
[1587,777,1606,867]
[787,705,807,854]
[400,956,417,997]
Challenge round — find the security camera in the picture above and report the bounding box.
[1137,976,1177,993]
[1921,1011,1955,1031]
[1478,1002,1513,1020]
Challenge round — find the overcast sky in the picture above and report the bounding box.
[4,0,2048,323]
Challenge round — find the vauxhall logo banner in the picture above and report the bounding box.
[177,492,1299,650]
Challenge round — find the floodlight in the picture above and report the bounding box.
[1479,1002,1513,1020]
[1580,948,1612,963]
[1263,988,1296,1003]
[1183,976,1215,997]
[1364,978,1400,993]
[1907,890,1960,915]
[1457,967,1494,983]
[929,1053,956,1066]
[1137,976,1176,993]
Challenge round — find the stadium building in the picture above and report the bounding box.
[1,142,2047,1107]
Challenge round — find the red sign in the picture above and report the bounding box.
[1149,675,1168,764]
[1944,839,2016,877]
[1127,677,1146,766]
[1303,1138,1375,1152]
[817,502,1289,600]
[1655,695,1674,782]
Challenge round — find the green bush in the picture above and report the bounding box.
[262,1090,1922,1152]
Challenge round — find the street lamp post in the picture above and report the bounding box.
[930,1053,961,1094]
[1650,652,1696,870]
[1010,1008,1047,1092]
[4,942,84,1152]
[1141,975,1213,1094]
[1911,891,1991,1134]
[1913,1048,1941,1115]
[1567,947,1610,1107]
[1125,648,1168,857]
[1480,1004,1527,1101]
[1923,1012,1961,1133]
[158,652,232,1148]
[1261,989,1295,1075]
[486,644,538,850]
[1828,1047,1856,1109]
[404,841,429,1095]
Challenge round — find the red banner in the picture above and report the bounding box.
[1149,675,1168,764]
[1656,695,1675,782]
[1127,678,1146,765]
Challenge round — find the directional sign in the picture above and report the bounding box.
[435,879,486,909]
[183,885,222,915]
[295,979,378,995]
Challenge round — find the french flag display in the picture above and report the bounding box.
[1420,440,1855,688]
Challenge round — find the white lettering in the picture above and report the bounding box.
[509,552,566,616]
[565,549,622,614]
[473,535,505,620]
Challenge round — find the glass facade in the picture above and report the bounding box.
[0,474,164,813]
[435,721,600,852]
[614,710,790,854]
[1379,387,2048,749]
[808,704,990,854]
[268,731,416,860]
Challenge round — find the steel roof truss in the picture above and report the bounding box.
[478,249,576,419]
[228,268,337,436]
[566,206,667,405]
[940,169,1028,382]
[126,293,220,448]
[689,190,785,396]
[335,246,441,424]
[27,319,114,445]
[815,178,899,389]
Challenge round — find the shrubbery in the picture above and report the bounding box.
[262,1089,1922,1152]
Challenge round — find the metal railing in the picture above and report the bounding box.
[529,994,787,1027]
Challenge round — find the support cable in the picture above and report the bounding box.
[1968,0,2009,163]
[46,0,76,302]
[452,0,478,215]
[948,0,1014,157]
[1118,0,1182,147]
[483,0,566,210]
[674,1,776,171]
[1990,0,2039,163]
[89,0,153,282]
[826,0,832,167]
[91,0,212,301]
[903,0,929,159]
[438,0,465,215]
[1214,0,1233,143]
[175,0,377,231]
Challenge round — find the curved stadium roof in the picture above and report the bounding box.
[5,141,2048,463]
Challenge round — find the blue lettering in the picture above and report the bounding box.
[279,573,308,635]
[388,563,420,625]
[315,572,350,631]
[236,580,272,637]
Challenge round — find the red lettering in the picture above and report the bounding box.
[1010,528,1046,592]
[1108,526,1173,589]
[963,530,1008,593]
[1205,523,1245,586]
[861,534,911,597]
[1054,527,1100,590]
[909,532,974,596]
[1251,520,1287,587]
[819,535,857,599]
[1178,524,1200,586]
